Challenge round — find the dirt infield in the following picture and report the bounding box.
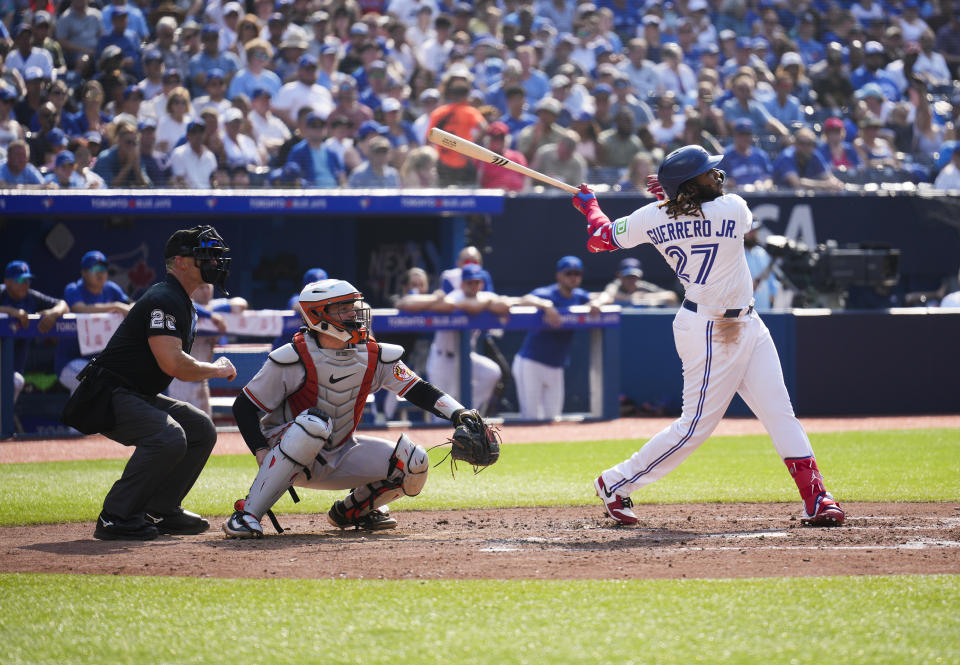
[3,503,959,580]
[2,414,958,580]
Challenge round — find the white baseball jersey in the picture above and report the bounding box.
[610,193,754,309]
[242,336,419,447]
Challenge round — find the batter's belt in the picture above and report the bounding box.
[682,299,755,319]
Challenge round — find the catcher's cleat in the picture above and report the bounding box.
[327,500,398,531]
[800,493,845,527]
[594,475,639,526]
[222,510,264,538]
[145,508,209,535]
[93,513,160,541]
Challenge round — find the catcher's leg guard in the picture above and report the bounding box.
[339,434,429,520]
[243,411,330,519]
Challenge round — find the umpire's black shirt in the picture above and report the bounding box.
[95,274,197,396]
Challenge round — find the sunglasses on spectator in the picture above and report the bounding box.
[562,270,582,276]
[12,276,31,284]
[252,52,270,60]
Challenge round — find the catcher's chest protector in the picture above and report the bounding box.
[289,333,379,448]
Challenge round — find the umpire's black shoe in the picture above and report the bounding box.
[93,514,160,541]
[145,508,210,535]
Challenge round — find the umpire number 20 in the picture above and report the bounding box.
[150,309,177,331]
[665,243,719,285]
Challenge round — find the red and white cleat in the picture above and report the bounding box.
[594,475,639,525]
[801,493,845,527]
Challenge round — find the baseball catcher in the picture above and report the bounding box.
[224,278,499,537]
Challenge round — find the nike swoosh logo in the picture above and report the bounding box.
[100,518,114,527]
[329,373,357,384]
[145,514,162,524]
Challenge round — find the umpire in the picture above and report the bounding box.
[62,225,237,541]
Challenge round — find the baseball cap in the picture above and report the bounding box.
[144,48,163,63]
[356,119,387,140]
[54,150,76,168]
[224,107,244,123]
[688,0,708,11]
[187,119,206,133]
[0,85,19,102]
[33,11,51,25]
[201,23,219,37]
[823,117,844,131]
[619,257,643,277]
[855,82,884,99]
[84,131,103,144]
[550,74,571,89]
[13,22,32,37]
[48,128,68,147]
[81,250,107,270]
[122,84,143,99]
[319,42,339,56]
[556,255,583,272]
[4,260,34,281]
[111,5,128,15]
[594,83,613,97]
[864,40,884,55]
[350,22,369,35]
[299,54,318,68]
[719,29,736,41]
[138,116,157,131]
[780,51,803,67]
[302,267,328,285]
[206,68,225,82]
[163,68,182,82]
[223,1,243,15]
[419,87,441,103]
[251,87,272,100]
[733,118,754,133]
[268,12,285,24]
[487,121,509,136]
[381,96,401,113]
[305,110,326,126]
[461,263,485,282]
[534,97,562,115]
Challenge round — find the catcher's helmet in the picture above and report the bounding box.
[657,145,724,200]
[297,279,371,344]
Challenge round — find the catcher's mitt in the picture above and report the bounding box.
[444,408,501,472]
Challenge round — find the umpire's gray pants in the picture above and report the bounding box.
[100,388,217,523]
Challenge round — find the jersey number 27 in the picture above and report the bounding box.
[665,243,719,285]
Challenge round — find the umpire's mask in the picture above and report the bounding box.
[165,225,232,295]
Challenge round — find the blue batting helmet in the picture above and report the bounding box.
[657,145,724,200]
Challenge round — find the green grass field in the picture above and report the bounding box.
[1,427,958,664]
[0,428,957,526]
[1,573,958,665]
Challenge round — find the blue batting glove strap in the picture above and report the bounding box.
[575,191,596,203]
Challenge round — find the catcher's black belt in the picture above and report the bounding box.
[682,299,754,319]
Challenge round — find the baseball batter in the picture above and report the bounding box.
[573,145,845,527]
[224,279,492,537]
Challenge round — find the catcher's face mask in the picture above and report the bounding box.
[173,225,232,295]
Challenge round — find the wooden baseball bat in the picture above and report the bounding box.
[427,127,580,194]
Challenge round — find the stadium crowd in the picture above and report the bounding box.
[0,0,959,190]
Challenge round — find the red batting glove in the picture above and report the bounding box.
[572,183,597,215]
[646,175,666,201]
